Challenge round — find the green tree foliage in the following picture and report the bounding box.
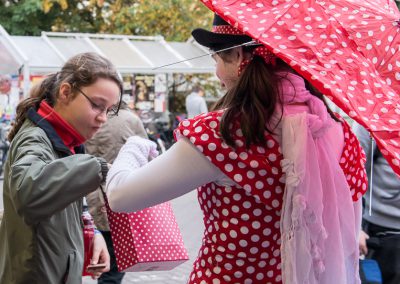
[108,0,212,41]
[0,0,213,41]
[0,0,56,35]
[1,0,399,37]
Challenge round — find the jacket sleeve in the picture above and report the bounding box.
[353,123,372,155]
[9,133,103,226]
[353,123,375,176]
[130,113,148,139]
[118,112,147,141]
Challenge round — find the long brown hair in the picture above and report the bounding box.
[9,52,123,141]
[212,46,338,148]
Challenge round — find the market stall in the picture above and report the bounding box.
[0,26,215,116]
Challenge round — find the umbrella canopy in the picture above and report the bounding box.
[199,0,400,176]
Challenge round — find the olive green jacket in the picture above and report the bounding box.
[0,108,105,284]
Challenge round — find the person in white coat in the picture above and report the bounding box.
[185,85,208,119]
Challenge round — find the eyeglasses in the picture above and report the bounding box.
[74,86,120,117]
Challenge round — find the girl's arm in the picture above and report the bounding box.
[10,134,104,225]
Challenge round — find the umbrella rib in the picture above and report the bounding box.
[152,40,258,70]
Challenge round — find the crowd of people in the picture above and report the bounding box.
[0,6,398,284]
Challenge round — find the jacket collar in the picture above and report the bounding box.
[27,107,84,156]
[37,101,85,151]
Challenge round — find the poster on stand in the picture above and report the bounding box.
[134,74,155,109]
[154,74,167,93]
[154,93,166,113]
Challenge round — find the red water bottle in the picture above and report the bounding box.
[82,204,95,276]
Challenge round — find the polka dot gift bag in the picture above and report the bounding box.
[103,194,189,272]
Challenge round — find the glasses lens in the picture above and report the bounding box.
[106,105,119,117]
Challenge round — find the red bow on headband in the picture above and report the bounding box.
[238,46,276,76]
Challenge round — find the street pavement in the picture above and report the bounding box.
[0,179,204,284]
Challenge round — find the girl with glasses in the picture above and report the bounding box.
[0,52,122,283]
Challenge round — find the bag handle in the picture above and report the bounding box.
[99,185,111,211]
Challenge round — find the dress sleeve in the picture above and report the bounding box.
[339,120,368,201]
[174,112,222,161]
[174,112,283,207]
[174,113,230,174]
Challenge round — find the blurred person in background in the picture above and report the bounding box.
[0,121,10,176]
[0,75,12,121]
[355,124,400,284]
[0,75,11,95]
[185,85,208,119]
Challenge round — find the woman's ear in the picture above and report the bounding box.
[58,83,73,102]
[234,47,251,69]
[234,47,244,68]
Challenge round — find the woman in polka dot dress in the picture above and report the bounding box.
[107,14,367,284]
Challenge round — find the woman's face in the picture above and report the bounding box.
[212,48,243,91]
[56,78,120,140]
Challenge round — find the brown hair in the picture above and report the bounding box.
[212,46,338,148]
[9,52,123,141]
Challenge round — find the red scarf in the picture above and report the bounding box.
[37,101,85,154]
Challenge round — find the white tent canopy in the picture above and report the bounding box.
[0,26,215,96]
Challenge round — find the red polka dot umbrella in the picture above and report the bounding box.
[199,0,400,176]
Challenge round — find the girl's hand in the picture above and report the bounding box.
[88,233,110,279]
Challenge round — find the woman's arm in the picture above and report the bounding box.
[107,138,223,212]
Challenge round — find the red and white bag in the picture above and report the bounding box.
[104,198,189,272]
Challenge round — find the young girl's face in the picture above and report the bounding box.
[57,78,120,140]
[212,51,240,91]
[212,46,255,91]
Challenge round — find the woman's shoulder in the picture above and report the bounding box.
[11,120,52,150]
[334,114,355,142]
[188,110,224,123]
[15,120,47,140]
[176,110,223,134]
[334,115,368,201]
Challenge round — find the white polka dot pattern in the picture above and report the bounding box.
[105,201,189,272]
[200,0,400,179]
[174,111,367,282]
[338,117,368,201]
[212,25,244,35]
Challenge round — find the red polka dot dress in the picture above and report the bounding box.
[174,111,367,284]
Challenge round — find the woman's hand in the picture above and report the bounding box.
[106,136,158,193]
[359,230,369,256]
[87,233,110,279]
